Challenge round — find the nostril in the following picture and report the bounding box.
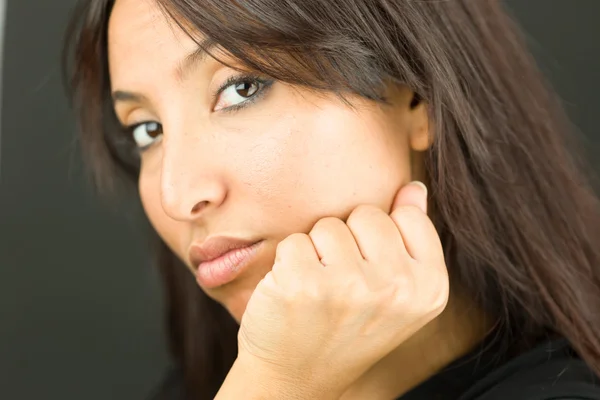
[190,200,209,215]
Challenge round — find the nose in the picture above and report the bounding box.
[159,132,228,222]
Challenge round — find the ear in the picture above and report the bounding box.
[408,93,433,152]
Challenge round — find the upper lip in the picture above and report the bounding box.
[188,236,261,268]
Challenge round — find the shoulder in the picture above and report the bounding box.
[461,339,600,400]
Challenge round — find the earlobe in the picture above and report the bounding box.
[408,95,433,151]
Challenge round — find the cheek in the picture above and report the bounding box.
[236,105,412,226]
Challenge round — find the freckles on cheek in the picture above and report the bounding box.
[238,114,305,199]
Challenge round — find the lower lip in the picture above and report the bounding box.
[195,241,263,289]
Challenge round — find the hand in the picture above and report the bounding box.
[237,181,449,397]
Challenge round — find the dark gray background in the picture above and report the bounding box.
[0,1,598,399]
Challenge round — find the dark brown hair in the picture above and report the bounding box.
[63,0,600,399]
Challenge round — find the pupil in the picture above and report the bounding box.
[147,122,161,137]
[236,81,257,98]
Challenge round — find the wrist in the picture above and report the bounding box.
[216,353,345,400]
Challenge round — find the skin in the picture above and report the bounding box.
[108,0,491,397]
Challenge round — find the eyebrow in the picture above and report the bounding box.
[111,39,217,105]
[175,39,217,81]
[112,90,147,104]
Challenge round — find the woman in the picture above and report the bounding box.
[63,0,600,399]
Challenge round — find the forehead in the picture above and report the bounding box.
[107,0,198,87]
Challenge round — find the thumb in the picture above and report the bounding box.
[391,181,428,214]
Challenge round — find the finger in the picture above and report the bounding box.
[391,181,428,214]
[346,205,407,284]
[390,205,443,266]
[309,217,363,270]
[275,232,321,269]
[271,233,322,285]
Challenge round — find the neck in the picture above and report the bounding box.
[340,295,494,400]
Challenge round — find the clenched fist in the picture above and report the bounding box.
[237,181,449,396]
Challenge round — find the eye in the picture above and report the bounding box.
[214,75,273,112]
[129,121,163,150]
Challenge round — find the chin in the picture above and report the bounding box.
[198,243,276,322]
[209,284,256,324]
[224,300,248,324]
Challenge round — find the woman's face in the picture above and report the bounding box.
[108,0,431,321]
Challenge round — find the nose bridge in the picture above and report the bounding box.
[159,121,226,221]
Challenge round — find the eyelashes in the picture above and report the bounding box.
[213,73,275,113]
[119,73,276,152]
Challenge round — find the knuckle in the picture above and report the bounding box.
[280,232,308,248]
[336,281,369,307]
[432,292,450,315]
[311,216,345,236]
[348,204,382,225]
[412,270,450,316]
[276,233,308,258]
[390,276,415,305]
[287,232,310,245]
[430,274,450,313]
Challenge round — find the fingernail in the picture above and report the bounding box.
[410,181,428,196]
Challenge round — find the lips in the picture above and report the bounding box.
[189,236,263,288]
[189,236,260,265]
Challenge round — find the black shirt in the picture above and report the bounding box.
[400,338,600,400]
[151,338,600,399]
